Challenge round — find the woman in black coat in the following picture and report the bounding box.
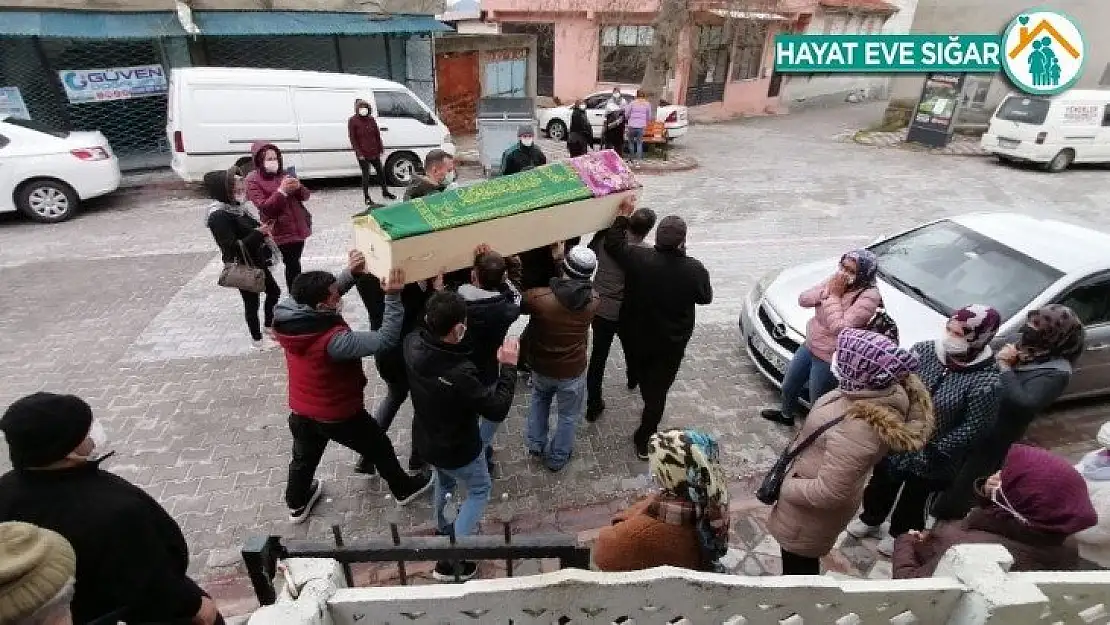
[204,167,281,348]
[932,304,1086,520]
[567,99,593,158]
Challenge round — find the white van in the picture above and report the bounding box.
[167,67,454,184]
[981,89,1110,172]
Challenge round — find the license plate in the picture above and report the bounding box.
[750,333,787,372]
[998,138,1020,148]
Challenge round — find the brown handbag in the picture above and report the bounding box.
[218,240,266,293]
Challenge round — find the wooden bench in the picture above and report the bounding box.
[640,120,669,160]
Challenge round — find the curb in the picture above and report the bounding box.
[846,131,990,158]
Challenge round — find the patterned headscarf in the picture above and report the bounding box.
[647,429,730,572]
[946,304,1002,367]
[1017,304,1086,365]
[833,328,920,392]
[841,249,879,289]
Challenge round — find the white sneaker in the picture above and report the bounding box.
[876,535,896,558]
[846,518,882,539]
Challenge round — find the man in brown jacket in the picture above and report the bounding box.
[522,245,598,472]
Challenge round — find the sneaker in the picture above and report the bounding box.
[760,409,794,427]
[354,458,376,476]
[251,339,277,351]
[585,401,605,423]
[364,198,382,207]
[432,560,478,582]
[635,441,649,461]
[393,472,433,506]
[846,518,882,539]
[876,535,896,558]
[288,480,323,524]
[382,190,397,200]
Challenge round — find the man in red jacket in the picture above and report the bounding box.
[273,251,432,523]
[348,98,395,207]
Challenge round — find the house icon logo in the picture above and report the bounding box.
[1001,9,1086,95]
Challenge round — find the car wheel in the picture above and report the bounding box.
[385,152,421,187]
[1046,149,1074,173]
[17,179,78,223]
[547,120,567,141]
[234,156,254,175]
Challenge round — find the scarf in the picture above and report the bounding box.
[942,304,1001,370]
[833,327,919,392]
[1017,304,1086,365]
[841,248,879,288]
[647,429,730,572]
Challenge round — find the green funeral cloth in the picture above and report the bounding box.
[356,163,592,240]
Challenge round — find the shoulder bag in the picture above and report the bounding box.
[756,415,846,505]
[848,287,900,343]
[218,239,266,293]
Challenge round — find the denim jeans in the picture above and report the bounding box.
[780,344,836,418]
[433,452,492,537]
[526,372,586,469]
[627,126,645,161]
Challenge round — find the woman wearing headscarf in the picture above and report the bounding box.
[1075,422,1110,568]
[592,429,730,573]
[932,304,1085,521]
[567,98,593,158]
[762,249,883,427]
[601,101,627,156]
[848,305,1004,557]
[893,444,1097,577]
[204,167,282,349]
[768,328,933,575]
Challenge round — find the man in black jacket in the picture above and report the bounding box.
[0,393,223,625]
[500,125,547,176]
[405,291,518,581]
[605,198,713,460]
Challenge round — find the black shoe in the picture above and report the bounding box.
[354,458,377,476]
[634,441,649,461]
[761,409,794,427]
[393,472,433,506]
[288,479,324,524]
[365,198,382,207]
[433,560,478,582]
[585,400,605,423]
[408,456,427,472]
[627,378,639,391]
[382,190,397,200]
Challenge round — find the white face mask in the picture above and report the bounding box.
[333,298,345,314]
[941,332,970,355]
[577,104,586,110]
[358,107,370,116]
[830,352,842,381]
[991,486,1030,525]
[521,138,534,147]
[71,419,109,462]
[263,161,280,174]
[456,323,467,342]
[444,170,457,184]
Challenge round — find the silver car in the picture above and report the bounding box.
[739,213,1110,401]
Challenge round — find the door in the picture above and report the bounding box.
[1055,272,1110,397]
[372,89,442,152]
[685,25,729,106]
[501,23,553,96]
[293,88,361,177]
[434,51,480,135]
[188,85,301,172]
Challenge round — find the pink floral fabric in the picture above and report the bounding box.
[568,149,640,197]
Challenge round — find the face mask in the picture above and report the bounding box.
[941,331,969,355]
[358,107,370,116]
[333,298,344,314]
[521,138,534,147]
[456,324,467,342]
[263,161,280,174]
[444,170,457,184]
[577,104,586,110]
[71,419,108,462]
[840,270,857,285]
[991,486,1030,525]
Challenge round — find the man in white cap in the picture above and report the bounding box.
[520,245,599,472]
[0,522,76,625]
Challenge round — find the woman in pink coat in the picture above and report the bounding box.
[244,141,312,291]
[762,249,882,427]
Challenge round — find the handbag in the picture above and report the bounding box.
[849,288,900,343]
[756,415,846,505]
[218,240,266,293]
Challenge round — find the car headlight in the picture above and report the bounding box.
[751,269,781,303]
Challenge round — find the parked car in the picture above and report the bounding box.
[0,116,121,223]
[739,213,1110,401]
[537,89,689,143]
[167,67,455,185]
[981,90,1110,172]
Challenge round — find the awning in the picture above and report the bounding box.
[0,10,187,38]
[192,11,451,36]
[818,0,899,14]
[708,9,789,20]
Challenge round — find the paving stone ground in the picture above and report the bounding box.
[840,128,989,156]
[1,102,1108,616]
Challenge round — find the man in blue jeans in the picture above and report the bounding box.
[405,291,519,582]
[521,245,599,472]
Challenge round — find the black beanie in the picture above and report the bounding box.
[0,393,93,469]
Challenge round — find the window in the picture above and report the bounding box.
[373,90,433,124]
[2,117,69,138]
[599,25,654,83]
[732,22,769,81]
[869,220,1064,321]
[1059,277,1110,326]
[995,95,1051,125]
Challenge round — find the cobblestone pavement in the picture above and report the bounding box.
[841,128,988,156]
[453,133,699,172]
[1,102,1108,613]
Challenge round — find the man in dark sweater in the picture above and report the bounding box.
[499,125,546,176]
[404,149,455,201]
[605,198,713,459]
[348,98,394,206]
[405,291,518,581]
[272,254,432,523]
[0,393,223,625]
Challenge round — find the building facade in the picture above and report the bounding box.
[0,2,447,169]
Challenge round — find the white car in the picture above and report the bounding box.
[537,89,689,143]
[0,116,121,223]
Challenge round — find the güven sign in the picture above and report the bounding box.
[59,64,168,104]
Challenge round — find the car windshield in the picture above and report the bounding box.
[869,220,1063,320]
[3,117,70,138]
[995,95,1051,125]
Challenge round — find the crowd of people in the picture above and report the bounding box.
[0,97,1107,623]
[566,88,655,162]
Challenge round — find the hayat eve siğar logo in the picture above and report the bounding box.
[1000,9,1086,95]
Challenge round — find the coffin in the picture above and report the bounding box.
[352,150,640,282]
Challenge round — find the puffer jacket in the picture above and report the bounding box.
[798,279,882,362]
[521,278,598,379]
[767,374,934,558]
[244,141,312,245]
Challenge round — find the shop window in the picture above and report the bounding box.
[598,25,653,83]
[732,22,769,81]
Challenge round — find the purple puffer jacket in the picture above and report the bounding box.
[245,141,312,246]
[800,278,882,362]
